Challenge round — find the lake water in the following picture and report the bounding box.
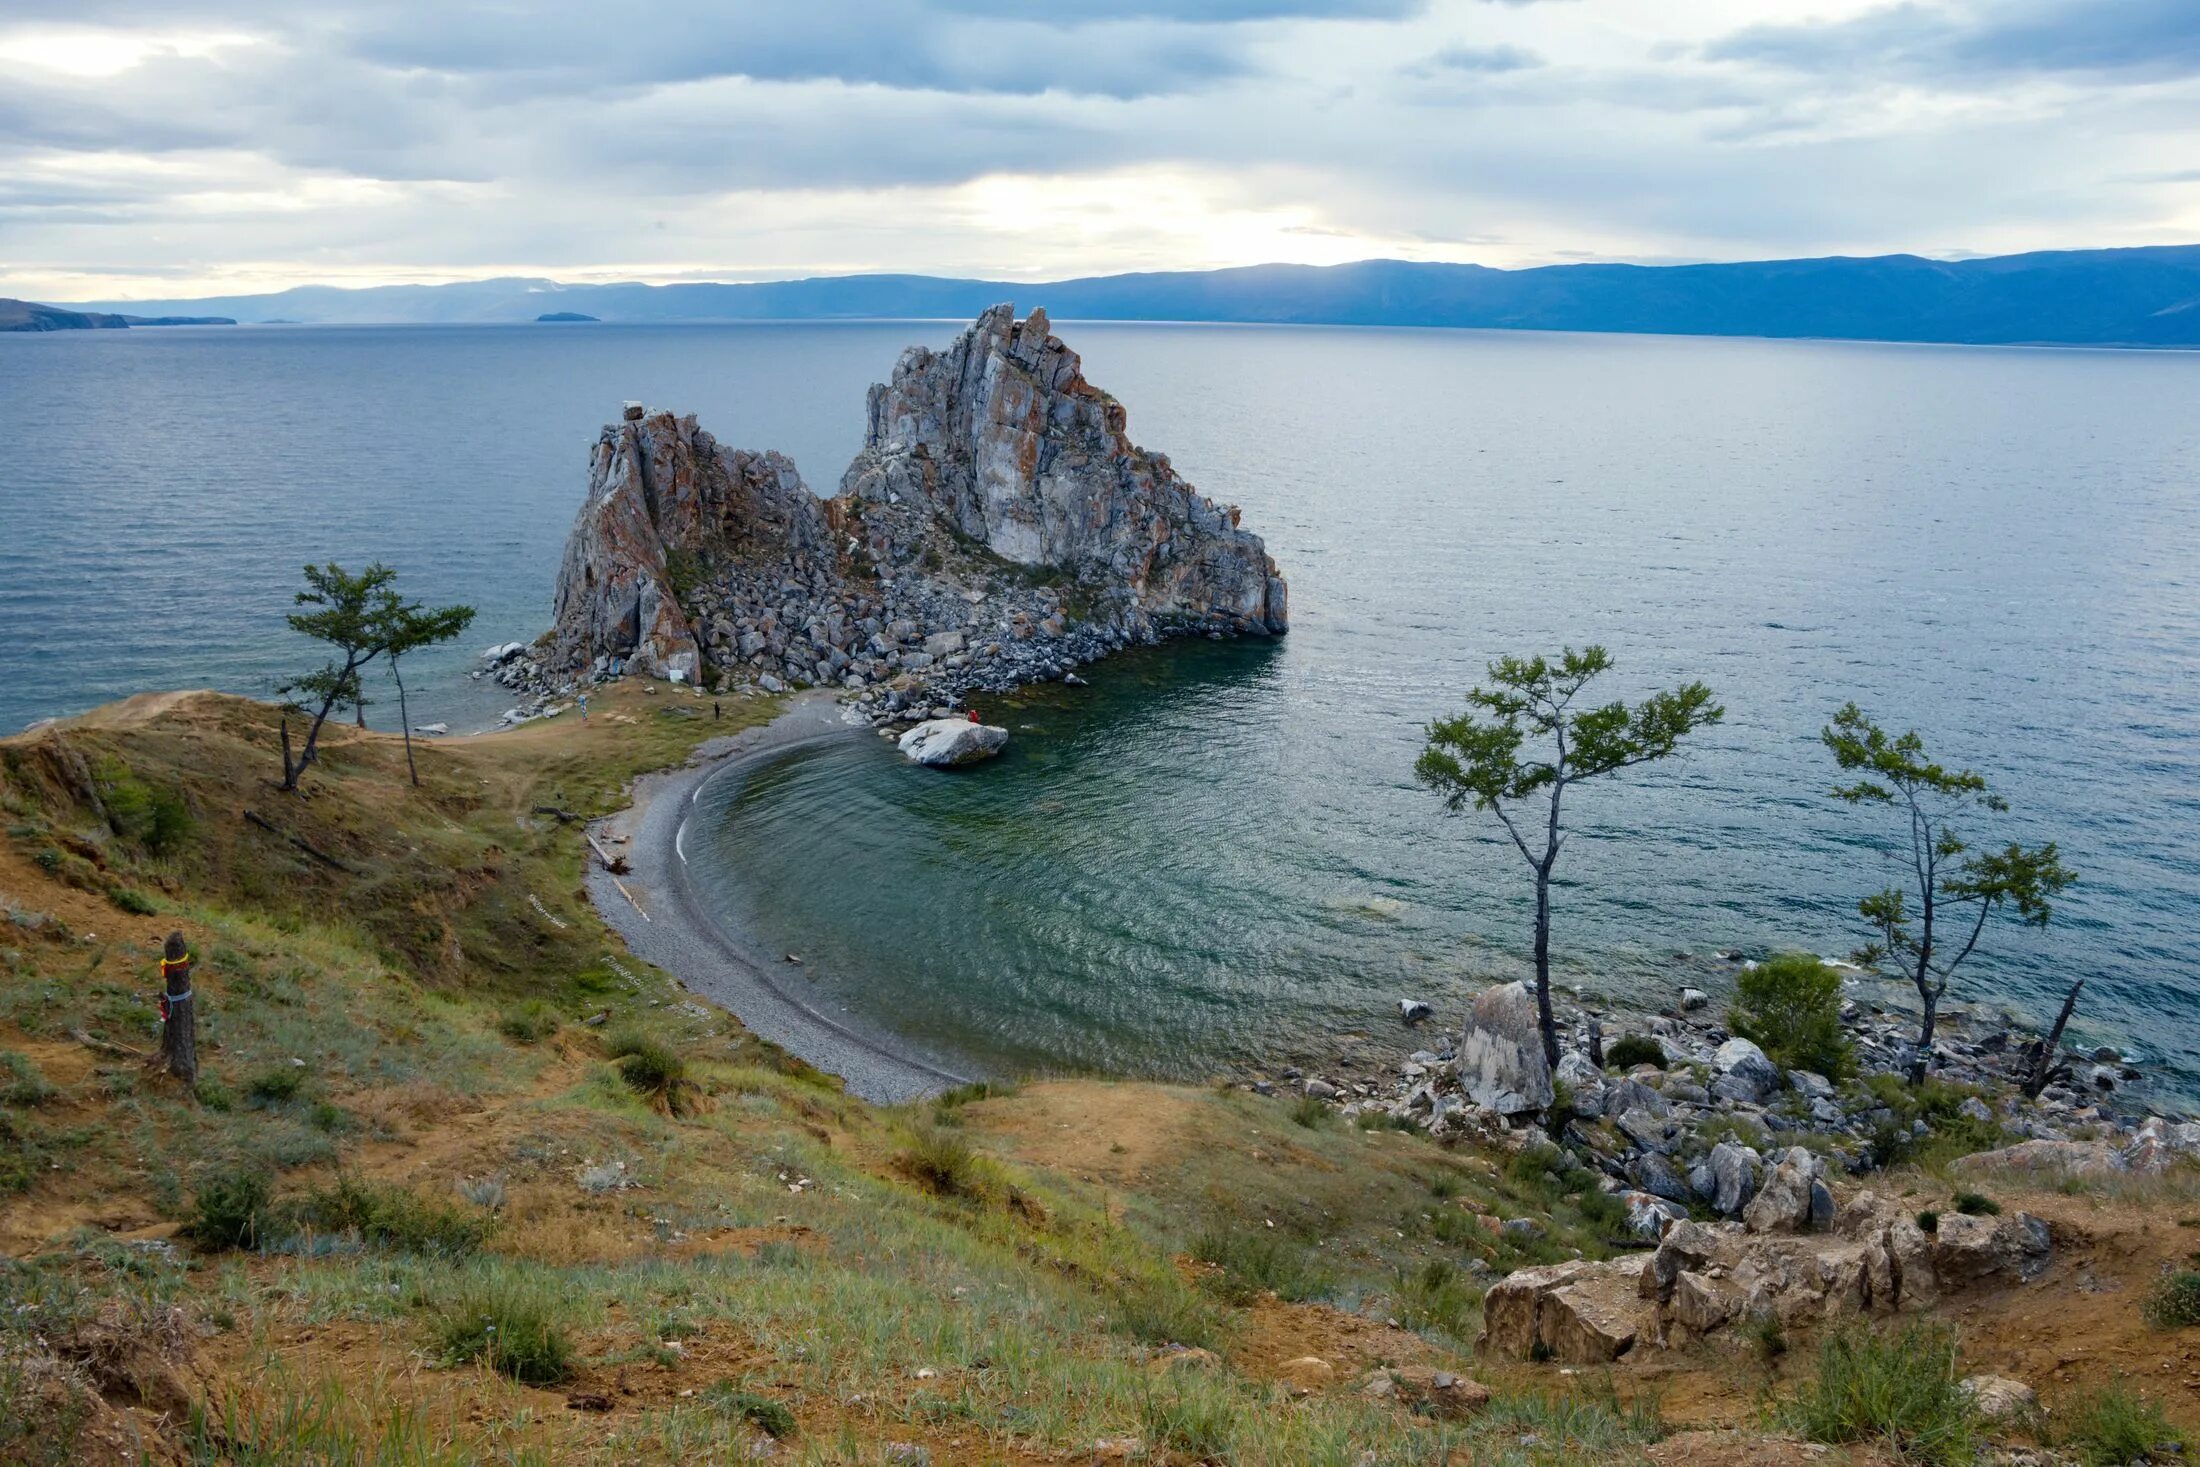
[4,322,2196,1092]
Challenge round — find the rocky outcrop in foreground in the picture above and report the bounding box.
[532,306,1287,716]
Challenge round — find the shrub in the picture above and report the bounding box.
[432,1270,575,1384]
[301,1176,491,1257]
[0,1050,53,1107]
[1915,1210,1941,1234]
[188,1169,272,1250]
[1782,1323,1977,1467]
[603,1027,696,1115]
[1140,1379,1239,1461]
[898,1128,984,1199]
[1391,1256,1481,1341]
[2055,1380,2185,1466]
[2141,1270,2200,1330]
[107,887,158,916]
[1605,1036,1666,1070]
[1288,1094,1331,1129]
[1951,1191,2000,1217]
[1729,952,1852,1078]
[704,1383,798,1439]
[245,1065,306,1107]
[497,1002,559,1046]
[1190,1226,1332,1305]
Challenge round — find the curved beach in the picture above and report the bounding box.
[585,690,975,1103]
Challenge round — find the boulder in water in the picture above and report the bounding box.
[898,718,1009,768]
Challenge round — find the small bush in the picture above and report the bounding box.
[0,1050,54,1107]
[1605,1036,1666,1070]
[245,1065,306,1106]
[2054,1380,2185,1465]
[1782,1322,1977,1467]
[1140,1379,1239,1461]
[1729,952,1852,1078]
[2141,1270,2200,1330]
[1951,1191,2000,1217]
[604,1027,696,1115]
[934,1079,1017,1109]
[1391,1256,1481,1342]
[1288,1094,1331,1129]
[1191,1226,1332,1305]
[188,1168,273,1250]
[301,1176,491,1257]
[1915,1210,1940,1233]
[433,1270,575,1384]
[704,1383,798,1439]
[898,1128,984,1199]
[1742,1310,1788,1365]
[497,1002,559,1046]
[107,887,158,917]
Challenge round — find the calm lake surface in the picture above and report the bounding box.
[4,322,2196,1090]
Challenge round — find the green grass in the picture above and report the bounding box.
[1951,1190,2001,1217]
[188,1167,274,1250]
[1289,1093,1333,1128]
[1781,1322,1978,1467]
[1390,1256,1483,1344]
[897,1126,988,1200]
[291,1176,493,1258]
[1191,1224,1334,1305]
[497,999,560,1045]
[430,1265,577,1384]
[703,1382,799,1438]
[2052,1380,2186,1466]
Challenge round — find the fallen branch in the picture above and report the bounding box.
[74,1028,146,1059]
[242,809,355,873]
[610,876,650,922]
[532,804,583,824]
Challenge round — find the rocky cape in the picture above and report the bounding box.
[521,304,1286,720]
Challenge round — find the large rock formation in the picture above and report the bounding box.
[840,304,1287,636]
[539,307,1288,706]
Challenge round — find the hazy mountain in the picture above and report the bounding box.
[68,246,2200,346]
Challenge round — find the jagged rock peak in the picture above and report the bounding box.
[548,409,827,681]
[840,303,1288,634]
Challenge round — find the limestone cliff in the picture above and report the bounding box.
[541,307,1287,712]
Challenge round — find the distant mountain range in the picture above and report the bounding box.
[37,245,2200,346]
[0,298,237,331]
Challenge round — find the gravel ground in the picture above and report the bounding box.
[587,690,975,1103]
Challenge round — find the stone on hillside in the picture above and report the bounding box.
[1479,1259,1641,1364]
[1361,1366,1491,1421]
[1275,1356,1335,1396]
[1623,1190,1688,1241]
[1712,1037,1781,1101]
[897,718,1009,768]
[2123,1115,2200,1173]
[1670,1270,1735,1334]
[1705,1141,1763,1218]
[1949,1138,2123,1179]
[1679,987,1709,1011]
[1959,1375,2038,1424]
[1931,1211,2050,1286]
[1743,1148,1830,1235]
[1399,998,1434,1027]
[1457,981,1553,1115]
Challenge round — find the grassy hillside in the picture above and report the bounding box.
[1,689,2193,1465]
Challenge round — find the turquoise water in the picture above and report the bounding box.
[3,323,2197,1089]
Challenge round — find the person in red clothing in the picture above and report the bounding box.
[967,708,980,723]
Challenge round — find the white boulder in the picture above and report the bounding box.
[898,718,1010,768]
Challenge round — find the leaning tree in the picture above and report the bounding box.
[1417,647,1722,1067]
[278,562,398,791]
[1822,703,2075,1067]
[375,594,476,787]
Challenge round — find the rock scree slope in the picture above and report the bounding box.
[543,304,1286,713]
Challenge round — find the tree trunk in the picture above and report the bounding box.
[393,659,418,786]
[152,930,198,1087]
[2023,980,2083,1099]
[1533,862,1558,1068]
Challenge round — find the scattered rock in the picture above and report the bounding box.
[1458,981,1554,1116]
[1743,1148,1830,1235]
[1399,999,1434,1027]
[897,718,1009,768]
[1480,1259,1641,1363]
[1361,1366,1491,1421]
[1959,1374,2038,1423]
[1275,1356,1335,1395]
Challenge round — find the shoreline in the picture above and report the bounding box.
[585,689,977,1103]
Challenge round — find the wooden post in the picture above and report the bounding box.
[1587,1018,1604,1070]
[153,930,198,1087]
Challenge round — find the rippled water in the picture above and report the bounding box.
[5,323,2197,1090]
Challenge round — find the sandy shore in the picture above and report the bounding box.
[586,690,976,1103]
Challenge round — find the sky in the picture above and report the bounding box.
[2,0,2197,303]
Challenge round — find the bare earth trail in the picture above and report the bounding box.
[578,689,975,1103]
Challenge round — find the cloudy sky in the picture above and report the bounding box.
[3,0,2196,302]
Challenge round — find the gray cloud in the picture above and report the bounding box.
[1414,43,1543,74]
[1712,0,2200,81]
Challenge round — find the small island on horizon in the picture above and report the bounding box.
[535,310,600,323]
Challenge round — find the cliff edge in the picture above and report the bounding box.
[540,305,1286,713]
